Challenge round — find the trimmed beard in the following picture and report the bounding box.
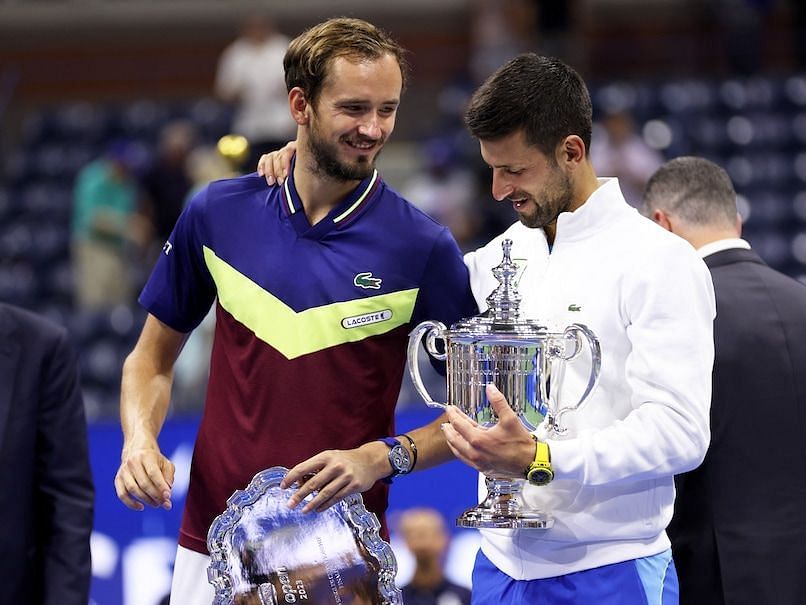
[307,117,381,182]
[518,170,574,230]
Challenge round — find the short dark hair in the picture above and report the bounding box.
[643,156,737,228]
[464,54,592,157]
[284,17,409,108]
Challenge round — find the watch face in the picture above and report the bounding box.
[528,468,553,486]
[389,445,411,473]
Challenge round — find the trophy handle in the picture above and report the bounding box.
[407,320,448,409]
[547,323,601,434]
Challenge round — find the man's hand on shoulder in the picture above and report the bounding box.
[257,140,297,186]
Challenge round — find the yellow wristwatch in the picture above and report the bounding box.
[525,437,554,486]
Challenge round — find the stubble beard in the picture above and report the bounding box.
[517,171,574,230]
[307,119,382,182]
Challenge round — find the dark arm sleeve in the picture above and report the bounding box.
[37,329,94,605]
[411,227,478,375]
[412,227,477,325]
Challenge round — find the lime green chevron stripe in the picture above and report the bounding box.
[203,246,418,359]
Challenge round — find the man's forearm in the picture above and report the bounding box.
[119,350,173,453]
[398,413,454,473]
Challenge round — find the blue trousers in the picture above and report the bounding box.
[471,548,678,605]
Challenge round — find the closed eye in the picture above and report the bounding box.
[341,104,366,114]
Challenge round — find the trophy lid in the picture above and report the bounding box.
[450,239,546,341]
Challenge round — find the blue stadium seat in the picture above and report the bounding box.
[4,149,35,187]
[187,97,234,141]
[746,232,793,269]
[19,182,73,224]
[686,115,730,153]
[0,261,37,306]
[118,99,171,139]
[783,75,806,110]
[792,190,806,225]
[740,189,794,232]
[658,79,717,115]
[53,102,111,144]
[718,76,778,112]
[0,187,11,225]
[791,231,806,267]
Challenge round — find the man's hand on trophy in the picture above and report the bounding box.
[114,445,175,511]
[280,443,389,513]
[443,384,536,478]
[256,140,297,186]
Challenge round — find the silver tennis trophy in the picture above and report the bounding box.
[207,466,401,605]
[407,239,601,529]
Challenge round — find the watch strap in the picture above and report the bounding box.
[525,436,554,485]
[376,437,411,484]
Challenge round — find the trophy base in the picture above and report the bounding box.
[455,478,554,529]
[456,507,553,529]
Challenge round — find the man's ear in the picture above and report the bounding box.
[289,87,310,126]
[555,135,587,173]
[652,208,674,232]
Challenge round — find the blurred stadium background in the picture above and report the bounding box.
[1,1,805,603]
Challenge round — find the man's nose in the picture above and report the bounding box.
[491,173,513,201]
[358,115,382,139]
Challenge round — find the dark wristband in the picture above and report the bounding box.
[399,433,418,471]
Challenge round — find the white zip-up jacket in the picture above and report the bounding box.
[463,178,716,579]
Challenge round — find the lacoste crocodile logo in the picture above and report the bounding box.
[568,304,582,312]
[354,272,382,290]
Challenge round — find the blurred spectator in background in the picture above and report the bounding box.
[528,0,580,68]
[169,142,242,412]
[140,120,197,253]
[71,140,150,310]
[643,156,806,605]
[792,0,806,68]
[170,140,245,412]
[710,0,772,74]
[399,508,471,605]
[590,108,663,208]
[214,12,296,170]
[401,137,483,252]
[183,139,243,205]
[0,302,94,605]
[469,0,537,84]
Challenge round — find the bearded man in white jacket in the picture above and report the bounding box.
[256,53,715,605]
[441,54,716,605]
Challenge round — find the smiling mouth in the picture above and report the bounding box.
[343,138,380,152]
[509,197,530,210]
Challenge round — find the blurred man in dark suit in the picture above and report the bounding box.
[399,508,471,605]
[0,303,94,604]
[643,156,806,605]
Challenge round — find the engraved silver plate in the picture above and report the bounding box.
[207,467,401,605]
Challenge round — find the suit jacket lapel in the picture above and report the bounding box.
[0,305,21,452]
[703,247,766,270]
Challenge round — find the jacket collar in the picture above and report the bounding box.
[703,246,766,270]
[554,178,636,244]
